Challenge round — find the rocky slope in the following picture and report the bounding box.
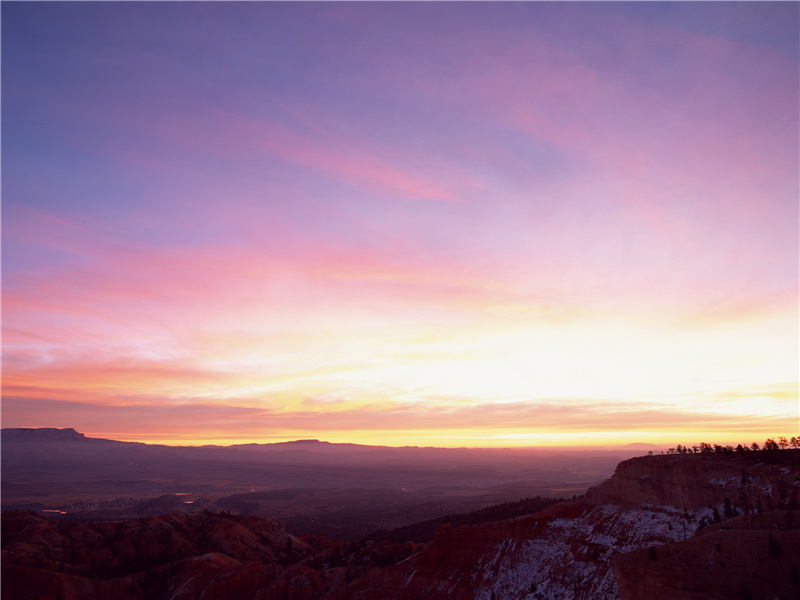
[3,450,798,600]
[1,510,417,600]
[345,451,799,600]
[613,510,800,600]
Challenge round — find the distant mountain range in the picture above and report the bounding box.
[2,427,640,538]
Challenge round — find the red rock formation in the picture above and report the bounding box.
[584,453,800,512]
[1,510,416,600]
[613,510,800,600]
[346,499,691,600]
[344,453,798,600]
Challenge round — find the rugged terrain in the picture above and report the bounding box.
[3,448,798,600]
[345,451,799,600]
[613,511,800,600]
[2,427,624,538]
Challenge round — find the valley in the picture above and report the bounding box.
[1,428,621,538]
[3,429,799,599]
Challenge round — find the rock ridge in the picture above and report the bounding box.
[584,452,800,512]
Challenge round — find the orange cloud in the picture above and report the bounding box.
[3,393,794,449]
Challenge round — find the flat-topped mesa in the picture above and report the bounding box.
[2,427,88,441]
[583,452,800,512]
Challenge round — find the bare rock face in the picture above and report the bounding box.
[347,499,700,600]
[346,452,800,600]
[612,510,800,600]
[584,453,800,513]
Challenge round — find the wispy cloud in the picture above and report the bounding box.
[3,394,793,447]
[2,2,796,446]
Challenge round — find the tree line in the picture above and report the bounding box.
[663,437,799,455]
[366,496,563,544]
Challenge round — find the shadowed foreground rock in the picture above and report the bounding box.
[1,511,416,600]
[613,510,800,600]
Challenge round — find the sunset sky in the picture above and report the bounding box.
[3,2,798,448]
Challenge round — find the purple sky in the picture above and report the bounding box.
[2,2,798,447]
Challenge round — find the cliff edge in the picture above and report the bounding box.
[584,451,800,512]
[603,451,800,600]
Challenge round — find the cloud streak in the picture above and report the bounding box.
[2,2,797,447]
[3,393,793,448]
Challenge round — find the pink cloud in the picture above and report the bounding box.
[3,393,794,446]
[364,12,797,234]
[4,4,795,448]
[243,121,461,203]
[84,94,466,205]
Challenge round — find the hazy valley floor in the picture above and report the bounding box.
[3,430,799,600]
[1,428,623,539]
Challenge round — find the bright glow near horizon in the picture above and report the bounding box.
[2,3,798,448]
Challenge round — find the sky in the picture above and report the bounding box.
[2,2,798,448]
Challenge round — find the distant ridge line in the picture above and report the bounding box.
[3,427,87,439]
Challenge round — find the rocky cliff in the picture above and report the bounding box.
[612,510,800,600]
[346,451,799,600]
[584,452,799,513]
[3,450,798,600]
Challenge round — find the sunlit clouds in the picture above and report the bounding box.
[2,2,798,447]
